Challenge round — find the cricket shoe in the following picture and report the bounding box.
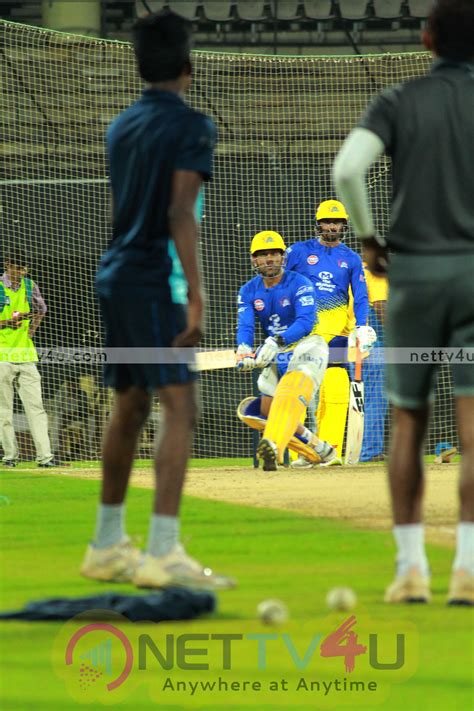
[290,442,340,469]
[290,456,314,469]
[257,438,278,471]
[2,459,17,468]
[38,457,61,468]
[133,545,236,591]
[447,569,474,606]
[318,443,342,467]
[80,537,143,583]
[384,566,431,603]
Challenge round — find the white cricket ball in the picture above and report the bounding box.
[326,587,357,612]
[257,598,288,625]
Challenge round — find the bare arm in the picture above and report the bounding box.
[28,312,44,337]
[333,127,389,275]
[0,312,30,330]
[0,316,21,329]
[168,169,205,347]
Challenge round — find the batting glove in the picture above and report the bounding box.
[236,343,256,371]
[255,336,279,368]
[355,325,377,353]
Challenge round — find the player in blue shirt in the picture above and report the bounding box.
[82,11,233,591]
[236,230,337,470]
[285,200,372,352]
[285,200,375,468]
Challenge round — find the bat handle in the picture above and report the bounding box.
[354,339,362,381]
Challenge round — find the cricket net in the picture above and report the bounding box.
[0,20,457,461]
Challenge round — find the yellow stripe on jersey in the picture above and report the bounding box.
[345,264,388,334]
[365,268,388,304]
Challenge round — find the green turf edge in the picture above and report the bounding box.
[0,474,472,711]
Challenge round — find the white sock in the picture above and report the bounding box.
[453,522,474,575]
[393,524,429,577]
[147,514,179,558]
[94,503,126,549]
[299,426,312,445]
[314,439,327,455]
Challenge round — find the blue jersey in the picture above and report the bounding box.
[97,89,216,287]
[285,240,368,341]
[237,270,316,348]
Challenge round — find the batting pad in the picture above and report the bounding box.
[236,397,321,463]
[262,370,315,463]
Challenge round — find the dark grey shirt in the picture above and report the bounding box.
[359,59,474,255]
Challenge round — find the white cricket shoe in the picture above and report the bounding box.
[80,537,143,583]
[290,442,341,469]
[384,567,431,604]
[447,569,474,606]
[290,455,315,469]
[133,544,236,591]
[318,443,342,467]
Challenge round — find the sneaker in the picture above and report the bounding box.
[38,458,61,468]
[447,569,474,606]
[80,537,142,583]
[318,443,342,467]
[384,567,431,603]
[133,544,236,591]
[257,438,278,472]
[2,460,17,468]
[290,455,315,469]
[290,443,341,469]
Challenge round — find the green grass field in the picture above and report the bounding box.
[0,469,472,710]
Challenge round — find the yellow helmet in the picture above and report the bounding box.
[315,200,349,222]
[250,230,286,254]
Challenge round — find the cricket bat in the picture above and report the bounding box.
[344,343,365,465]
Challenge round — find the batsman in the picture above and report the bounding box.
[235,230,337,471]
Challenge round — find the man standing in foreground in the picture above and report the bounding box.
[81,11,234,590]
[333,0,474,605]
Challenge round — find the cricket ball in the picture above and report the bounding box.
[257,598,288,625]
[326,587,357,612]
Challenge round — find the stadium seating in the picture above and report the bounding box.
[303,1,334,19]
[169,1,198,19]
[276,1,301,20]
[339,0,370,20]
[203,1,234,20]
[3,1,437,30]
[407,0,432,18]
[236,1,266,20]
[373,0,403,18]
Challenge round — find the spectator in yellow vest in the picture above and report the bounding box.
[0,249,57,467]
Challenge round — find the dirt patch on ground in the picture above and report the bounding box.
[66,462,459,547]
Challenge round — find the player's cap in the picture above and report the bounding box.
[250,231,286,254]
[316,200,349,221]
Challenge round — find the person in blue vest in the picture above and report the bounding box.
[81,10,234,591]
[0,249,57,467]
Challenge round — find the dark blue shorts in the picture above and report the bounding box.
[97,283,197,391]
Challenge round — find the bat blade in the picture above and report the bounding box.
[344,380,365,465]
